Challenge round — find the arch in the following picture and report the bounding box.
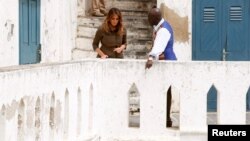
[246,87,250,111]
[207,85,218,125]
[128,83,140,127]
[246,87,250,124]
[166,85,180,128]
[207,85,217,112]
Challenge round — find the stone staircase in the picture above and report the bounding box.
[73,0,156,60]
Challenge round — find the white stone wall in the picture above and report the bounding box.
[0,61,95,141]
[0,0,78,67]
[40,0,77,63]
[0,60,249,141]
[0,0,19,66]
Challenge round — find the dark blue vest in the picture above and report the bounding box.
[161,21,177,60]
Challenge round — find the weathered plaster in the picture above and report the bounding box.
[158,0,192,61]
[5,100,18,120]
[161,4,189,43]
[5,20,14,41]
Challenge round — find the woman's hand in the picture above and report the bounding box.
[100,54,108,59]
[114,44,126,53]
[95,48,108,59]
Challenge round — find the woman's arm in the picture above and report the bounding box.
[95,48,108,59]
[93,27,108,59]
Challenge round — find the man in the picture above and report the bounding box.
[92,0,108,17]
[145,6,177,127]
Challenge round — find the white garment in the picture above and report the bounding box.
[149,18,171,60]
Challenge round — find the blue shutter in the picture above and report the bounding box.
[193,0,222,60]
[224,0,249,60]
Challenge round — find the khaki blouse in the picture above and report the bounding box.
[92,26,127,58]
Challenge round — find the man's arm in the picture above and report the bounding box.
[149,28,171,59]
[145,28,171,69]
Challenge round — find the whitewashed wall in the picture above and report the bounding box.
[157,0,192,61]
[0,0,78,67]
[0,59,249,141]
[0,0,19,66]
[40,0,78,63]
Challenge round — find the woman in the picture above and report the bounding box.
[92,8,127,59]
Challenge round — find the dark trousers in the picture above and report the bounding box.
[167,86,172,127]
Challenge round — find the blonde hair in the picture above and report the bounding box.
[102,7,124,36]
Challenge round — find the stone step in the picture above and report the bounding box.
[123,15,148,20]
[132,37,152,45]
[77,26,97,38]
[77,16,150,30]
[77,16,103,28]
[76,36,151,45]
[75,37,150,48]
[76,37,152,52]
[106,0,152,12]
[77,26,151,39]
[120,9,148,17]
[77,34,151,43]
[76,37,93,51]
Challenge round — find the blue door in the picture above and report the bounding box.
[193,0,222,60]
[19,0,40,64]
[193,0,250,111]
[193,0,249,60]
[223,0,249,61]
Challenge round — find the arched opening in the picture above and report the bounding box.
[128,83,140,128]
[207,85,217,124]
[246,87,250,124]
[166,86,180,128]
